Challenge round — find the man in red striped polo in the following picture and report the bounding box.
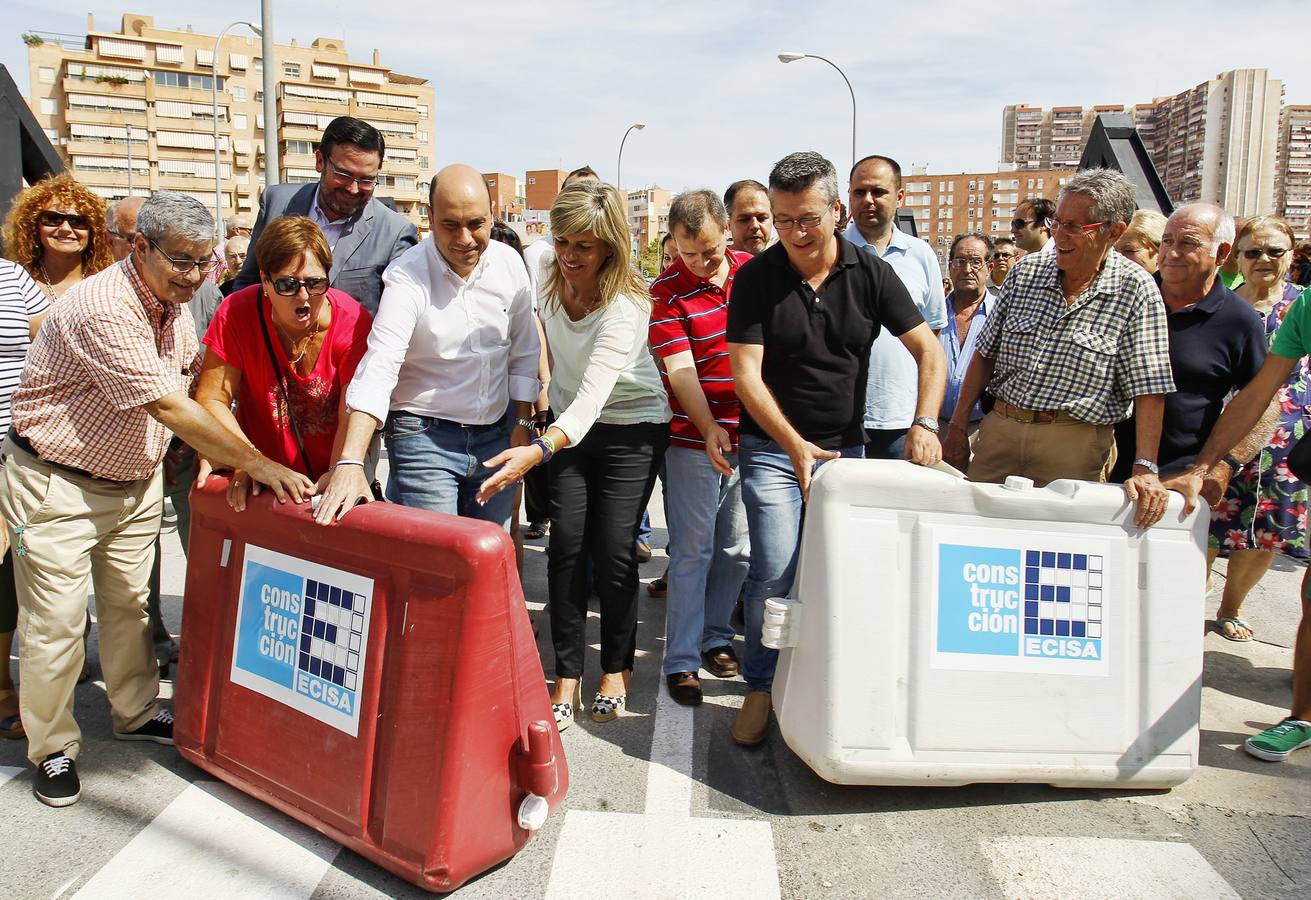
[649,190,753,706]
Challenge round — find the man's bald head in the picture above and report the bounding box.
[430,164,493,278]
[108,196,146,261]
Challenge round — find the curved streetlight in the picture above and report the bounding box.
[616,121,646,195]
[778,52,856,175]
[213,21,262,239]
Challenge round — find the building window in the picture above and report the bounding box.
[527,176,536,185]
[255,91,264,102]
[39,67,56,85]
[233,114,248,130]
[418,156,429,169]
[284,139,314,156]
[283,62,301,78]
[418,130,427,143]
[230,86,247,102]
[417,104,428,118]
[39,98,56,115]
[153,70,223,92]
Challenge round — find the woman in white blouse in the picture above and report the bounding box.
[479,181,670,729]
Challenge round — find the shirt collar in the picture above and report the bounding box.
[123,256,173,326]
[1152,270,1228,314]
[946,289,994,315]
[311,187,351,226]
[430,236,488,285]
[842,220,910,255]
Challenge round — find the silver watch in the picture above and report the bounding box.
[1132,458,1159,475]
[912,416,940,435]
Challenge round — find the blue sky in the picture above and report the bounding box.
[6,1,1310,196]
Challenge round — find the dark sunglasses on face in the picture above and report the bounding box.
[1011,218,1036,230]
[1241,246,1289,261]
[271,276,330,296]
[39,210,91,231]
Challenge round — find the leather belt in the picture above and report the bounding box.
[6,427,134,484]
[994,400,1078,425]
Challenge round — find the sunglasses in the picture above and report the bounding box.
[39,211,91,231]
[1010,218,1037,230]
[271,276,329,296]
[1241,246,1289,261]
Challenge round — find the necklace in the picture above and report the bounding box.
[37,261,61,300]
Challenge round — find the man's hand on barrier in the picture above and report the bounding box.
[196,456,215,488]
[905,426,942,467]
[942,424,970,472]
[1199,461,1234,509]
[1124,469,1169,529]
[313,463,373,524]
[703,424,735,477]
[1161,466,1204,516]
[478,445,542,506]
[246,456,315,505]
[789,441,840,503]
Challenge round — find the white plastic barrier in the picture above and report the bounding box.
[762,460,1207,788]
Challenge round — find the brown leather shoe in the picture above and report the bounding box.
[700,645,740,678]
[731,691,771,747]
[666,672,702,706]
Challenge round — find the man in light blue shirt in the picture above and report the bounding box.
[939,233,995,431]
[844,155,948,458]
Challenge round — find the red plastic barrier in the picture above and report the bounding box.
[174,477,568,893]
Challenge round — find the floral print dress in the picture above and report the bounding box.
[1210,284,1310,559]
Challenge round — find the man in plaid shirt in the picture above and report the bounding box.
[1,192,313,809]
[943,168,1176,530]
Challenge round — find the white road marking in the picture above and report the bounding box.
[72,781,339,899]
[0,764,24,787]
[644,675,694,816]
[984,836,1240,899]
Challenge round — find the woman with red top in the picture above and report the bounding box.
[196,216,373,509]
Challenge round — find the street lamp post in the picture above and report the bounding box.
[616,121,645,196]
[213,21,261,239]
[778,52,856,175]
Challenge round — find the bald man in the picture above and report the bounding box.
[107,196,146,262]
[315,164,541,527]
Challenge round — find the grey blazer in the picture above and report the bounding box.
[233,183,418,316]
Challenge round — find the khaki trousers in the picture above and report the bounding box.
[0,439,163,764]
[967,410,1116,487]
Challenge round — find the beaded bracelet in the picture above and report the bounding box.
[531,435,556,465]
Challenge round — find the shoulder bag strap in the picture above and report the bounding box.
[256,289,317,482]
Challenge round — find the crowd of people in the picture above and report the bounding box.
[2,114,1310,810]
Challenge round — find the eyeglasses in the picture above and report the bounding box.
[39,210,91,231]
[1011,218,1037,230]
[949,257,988,269]
[226,251,248,263]
[149,239,218,275]
[1045,216,1106,236]
[325,158,379,191]
[1241,246,1289,260]
[773,213,825,232]
[270,276,330,296]
[108,229,131,241]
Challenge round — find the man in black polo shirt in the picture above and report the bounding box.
[726,151,946,747]
[1112,203,1269,482]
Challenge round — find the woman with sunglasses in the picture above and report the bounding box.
[1207,216,1307,642]
[196,217,373,509]
[1,172,113,301]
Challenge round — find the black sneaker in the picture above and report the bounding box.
[113,707,174,745]
[34,753,80,807]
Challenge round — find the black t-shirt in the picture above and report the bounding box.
[1111,275,1267,479]
[727,235,924,449]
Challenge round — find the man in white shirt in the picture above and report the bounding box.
[314,164,541,527]
[845,155,949,458]
[1012,197,1055,255]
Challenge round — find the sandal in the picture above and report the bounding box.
[0,690,23,740]
[1215,616,1254,642]
[591,691,626,723]
[552,681,582,732]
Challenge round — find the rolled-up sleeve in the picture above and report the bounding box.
[506,265,542,403]
[344,267,422,425]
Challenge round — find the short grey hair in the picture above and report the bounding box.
[135,192,214,244]
[669,189,727,237]
[1059,167,1137,233]
[769,152,840,206]
[1170,201,1235,252]
[950,232,996,262]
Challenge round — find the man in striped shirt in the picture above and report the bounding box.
[649,190,752,706]
[1,192,313,808]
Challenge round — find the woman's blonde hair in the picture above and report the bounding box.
[1121,209,1167,250]
[541,181,648,312]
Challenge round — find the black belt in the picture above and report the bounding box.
[393,412,508,432]
[6,428,134,484]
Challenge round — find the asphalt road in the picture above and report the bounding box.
[1,477,1307,899]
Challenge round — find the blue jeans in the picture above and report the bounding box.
[864,427,908,460]
[662,445,750,676]
[739,434,863,692]
[383,411,515,528]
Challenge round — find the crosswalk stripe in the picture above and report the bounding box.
[983,836,1240,899]
[72,781,339,899]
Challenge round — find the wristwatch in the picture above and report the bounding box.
[912,416,940,435]
[1132,458,1159,475]
[515,418,536,429]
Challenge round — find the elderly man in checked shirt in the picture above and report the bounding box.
[1,193,313,809]
[943,168,1176,530]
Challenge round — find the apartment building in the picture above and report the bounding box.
[1002,69,1285,219]
[1277,106,1311,239]
[901,167,1070,274]
[626,186,670,254]
[25,13,436,233]
[484,172,524,220]
[524,169,567,213]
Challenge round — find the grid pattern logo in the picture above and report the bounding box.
[1022,551,1103,641]
[300,580,366,692]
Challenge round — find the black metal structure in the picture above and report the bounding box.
[0,64,65,248]
[894,209,917,237]
[1077,113,1173,215]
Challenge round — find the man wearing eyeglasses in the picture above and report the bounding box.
[943,168,1176,530]
[726,151,944,747]
[939,233,998,438]
[233,116,417,316]
[1,192,314,808]
[1011,198,1054,254]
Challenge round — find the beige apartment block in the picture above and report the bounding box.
[625,186,670,254]
[901,167,1070,274]
[1276,105,1311,240]
[25,13,436,234]
[1002,69,1286,219]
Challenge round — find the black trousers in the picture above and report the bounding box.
[548,421,668,678]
